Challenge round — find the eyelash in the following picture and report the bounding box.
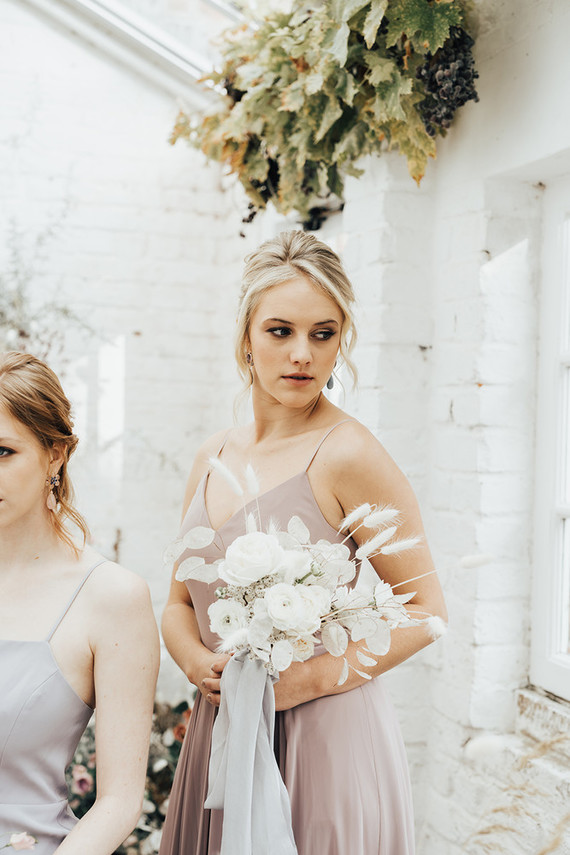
[0,447,14,458]
[267,327,336,341]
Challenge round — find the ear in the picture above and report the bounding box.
[49,442,66,474]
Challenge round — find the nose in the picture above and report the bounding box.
[289,334,312,367]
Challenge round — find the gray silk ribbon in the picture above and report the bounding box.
[204,650,298,855]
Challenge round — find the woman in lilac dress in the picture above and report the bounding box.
[0,352,159,855]
[160,231,447,855]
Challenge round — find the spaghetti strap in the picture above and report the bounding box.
[305,419,356,471]
[213,430,231,461]
[45,558,107,642]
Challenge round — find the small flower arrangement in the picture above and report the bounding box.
[167,460,446,680]
[66,701,192,855]
[0,833,36,851]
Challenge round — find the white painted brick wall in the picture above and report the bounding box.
[4,0,570,851]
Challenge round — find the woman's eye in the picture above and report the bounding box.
[314,329,335,341]
[0,447,14,458]
[268,327,291,337]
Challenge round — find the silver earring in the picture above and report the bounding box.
[246,352,253,367]
[326,375,334,390]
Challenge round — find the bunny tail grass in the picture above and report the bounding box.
[245,463,260,497]
[208,456,244,496]
[339,503,372,532]
[426,615,448,639]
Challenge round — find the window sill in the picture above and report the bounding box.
[516,686,570,766]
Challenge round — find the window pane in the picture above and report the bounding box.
[561,518,570,655]
[563,369,570,505]
[563,217,570,353]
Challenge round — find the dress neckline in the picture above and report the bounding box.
[0,638,94,712]
[201,469,342,540]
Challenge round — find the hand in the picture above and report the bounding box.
[273,661,314,712]
[198,653,231,707]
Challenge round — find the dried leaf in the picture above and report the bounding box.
[356,649,378,667]
[365,620,391,655]
[350,616,379,642]
[287,515,310,544]
[352,667,372,680]
[176,557,219,584]
[183,526,216,549]
[322,622,349,657]
[337,657,349,685]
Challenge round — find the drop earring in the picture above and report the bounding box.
[246,352,253,368]
[326,375,334,390]
[46,473,60,511]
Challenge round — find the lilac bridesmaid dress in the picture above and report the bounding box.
[0,560,105,854]
[160,425,415,855]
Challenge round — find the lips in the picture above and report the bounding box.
[283,374,312,380]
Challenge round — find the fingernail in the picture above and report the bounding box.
[201,679,206,687]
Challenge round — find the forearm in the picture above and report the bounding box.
[54,794,141,855]
[275,605,445,710]
[161,601,214,686]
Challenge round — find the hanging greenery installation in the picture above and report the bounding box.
[171,0,479,229]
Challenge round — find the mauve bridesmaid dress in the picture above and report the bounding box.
[160,425,415,855]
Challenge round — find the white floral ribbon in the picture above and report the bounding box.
[204,649,298,855]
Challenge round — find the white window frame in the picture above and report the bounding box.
[531,178,570,701]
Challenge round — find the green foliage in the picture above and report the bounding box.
[172,0,476,227]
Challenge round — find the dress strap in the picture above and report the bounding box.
[305,419,356,471]
[45,558,107,642]
[213,430,231,461]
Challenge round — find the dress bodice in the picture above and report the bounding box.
[181,460,357,653]
[0,559,105,854]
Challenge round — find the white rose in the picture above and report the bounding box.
[218,532,284,586]
[208,599,249,639]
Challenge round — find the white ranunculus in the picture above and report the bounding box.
[218,532,284,586]
[264,583,306,632]
[278,549,312,584]
[208,598,249,639]
[271,639,294,671]
[298,583,331,618]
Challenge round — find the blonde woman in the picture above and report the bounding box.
[0,352,159,855]
[160,231,447,855]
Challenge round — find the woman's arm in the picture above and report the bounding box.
[161,430,231,707]
[274,421,447,711]
[55,568,160,854]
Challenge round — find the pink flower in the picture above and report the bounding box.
[10,836,36,851]
[70,764,94,795]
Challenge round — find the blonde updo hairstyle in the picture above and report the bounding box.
[0,351,89,553]
[235,230,358,394]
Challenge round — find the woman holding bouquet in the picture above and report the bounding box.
[0,352,159,854]
[160,230,447,855]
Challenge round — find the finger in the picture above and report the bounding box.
[202,677,221,692]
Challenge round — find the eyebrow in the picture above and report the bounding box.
[264,317,339,326]
[0,437,19,443]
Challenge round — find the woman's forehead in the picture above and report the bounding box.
[254,276,343,321]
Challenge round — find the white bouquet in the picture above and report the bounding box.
[167,496,444,685]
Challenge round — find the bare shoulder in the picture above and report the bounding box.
[318,418,394,474]
[86,558,154,622]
